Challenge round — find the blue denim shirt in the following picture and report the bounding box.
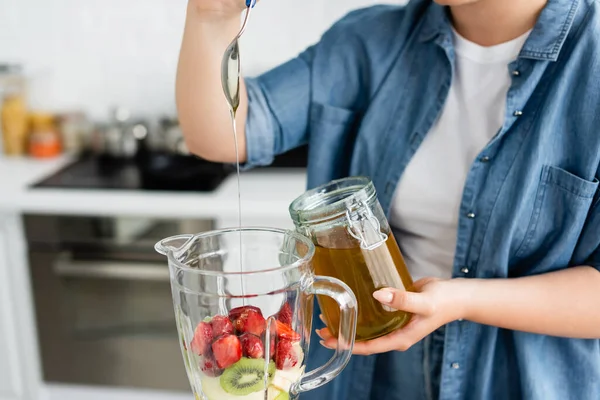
[244,0,600,399]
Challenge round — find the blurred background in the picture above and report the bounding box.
[0,1,402,400]
[1,0,397,122]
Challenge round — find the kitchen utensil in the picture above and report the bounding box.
[155,227,357,400]
[221,0,256,112]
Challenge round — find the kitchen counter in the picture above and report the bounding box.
[0,155,308,400]
[0,155,307,219]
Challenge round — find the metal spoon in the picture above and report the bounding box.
[221,0,256,113]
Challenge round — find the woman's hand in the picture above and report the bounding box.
[188,0,252,22]
[317,278,470,355]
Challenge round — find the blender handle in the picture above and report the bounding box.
[293,276,358,394]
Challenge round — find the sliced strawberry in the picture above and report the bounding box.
[211,334,242,369]
[232,308,266,336]
[276,302,293,327]
[270,336,276,360]
[239,333,264,359]
[275,320,300,342]
[275,340,298,370]
[200,353,223,377]
[210,315,234,337]
[228,305,262,320]
[190,322,213,356]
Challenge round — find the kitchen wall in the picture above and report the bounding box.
[1,0,405,120]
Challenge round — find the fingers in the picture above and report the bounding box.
[316,327,336,348]
[315,318,425,355]
[373,288,435,316]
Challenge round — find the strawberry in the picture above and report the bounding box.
[200,353,223,377]
[270,336,276,360]
[275,320,300,342]
[211,334,242,369]
[239,333,264,359]
[190,322,213,356]
[232,308,266,336]
[228,305,262,320]
[274,340,298,370]
[276,302,293,327]
[210,315,234,337]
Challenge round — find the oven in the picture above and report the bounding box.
[24,214,213,392]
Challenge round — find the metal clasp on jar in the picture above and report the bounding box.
[345,200,388,250]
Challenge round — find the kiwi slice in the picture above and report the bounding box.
[220,357,276,395]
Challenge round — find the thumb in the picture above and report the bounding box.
[373,288,434,316]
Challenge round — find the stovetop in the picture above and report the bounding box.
[32,152,231,192]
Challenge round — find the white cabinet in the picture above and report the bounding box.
[0,214,41,400]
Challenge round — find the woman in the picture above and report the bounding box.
[176,0,600,399]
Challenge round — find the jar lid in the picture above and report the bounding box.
[289,176,377,225]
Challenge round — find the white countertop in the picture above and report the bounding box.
[0,155,307,219]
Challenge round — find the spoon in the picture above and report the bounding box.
[221,0,257,113]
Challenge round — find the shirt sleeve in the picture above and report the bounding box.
[242,46,315,169]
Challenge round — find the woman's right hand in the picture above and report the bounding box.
[188,0,249,22]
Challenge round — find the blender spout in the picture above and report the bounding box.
[154,234,195,256]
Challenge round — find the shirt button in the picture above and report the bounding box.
[512,70,521,76]
[513,110,523,117]
[451,362,460,369]
[480,156,490,162]
[467,212,476,219]
[461,267,470,274]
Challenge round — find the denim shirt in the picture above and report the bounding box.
[244,0,600,399]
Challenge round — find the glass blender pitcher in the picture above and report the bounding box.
[290,176,415,342]
[155,227,357,400]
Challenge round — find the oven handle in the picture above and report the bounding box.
[53,255,170,282]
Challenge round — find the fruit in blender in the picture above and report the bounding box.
[219,357,276,395]
[200,353,223,377]
[231,307,267,336]
[212,334,243,369]
[212,315,235,337]
[191,322,213,356]
[275,320,300,342]
[189,305,305,399]
[268,386,290,400]
[229,305,262,320]
[239,333,265,359]
[274,391,290,400]
[276,302,293,327]
[274,340,298,370]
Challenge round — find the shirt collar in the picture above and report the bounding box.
[418,0,581,62]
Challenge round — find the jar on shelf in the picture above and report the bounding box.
[28,113,62,158]
[0,64,28,156]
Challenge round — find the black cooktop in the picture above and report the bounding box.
[32,152,232,192]
[32,146,308,192]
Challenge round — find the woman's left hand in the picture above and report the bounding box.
[316,277,469,355]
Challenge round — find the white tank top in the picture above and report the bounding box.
[389,28,531,280]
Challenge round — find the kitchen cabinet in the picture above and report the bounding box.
[0,214,41,400]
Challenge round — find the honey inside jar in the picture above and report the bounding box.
[289,176,415,342]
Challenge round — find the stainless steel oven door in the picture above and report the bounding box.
[25,215,213,392]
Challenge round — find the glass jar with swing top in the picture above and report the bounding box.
[289,176,415,341]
